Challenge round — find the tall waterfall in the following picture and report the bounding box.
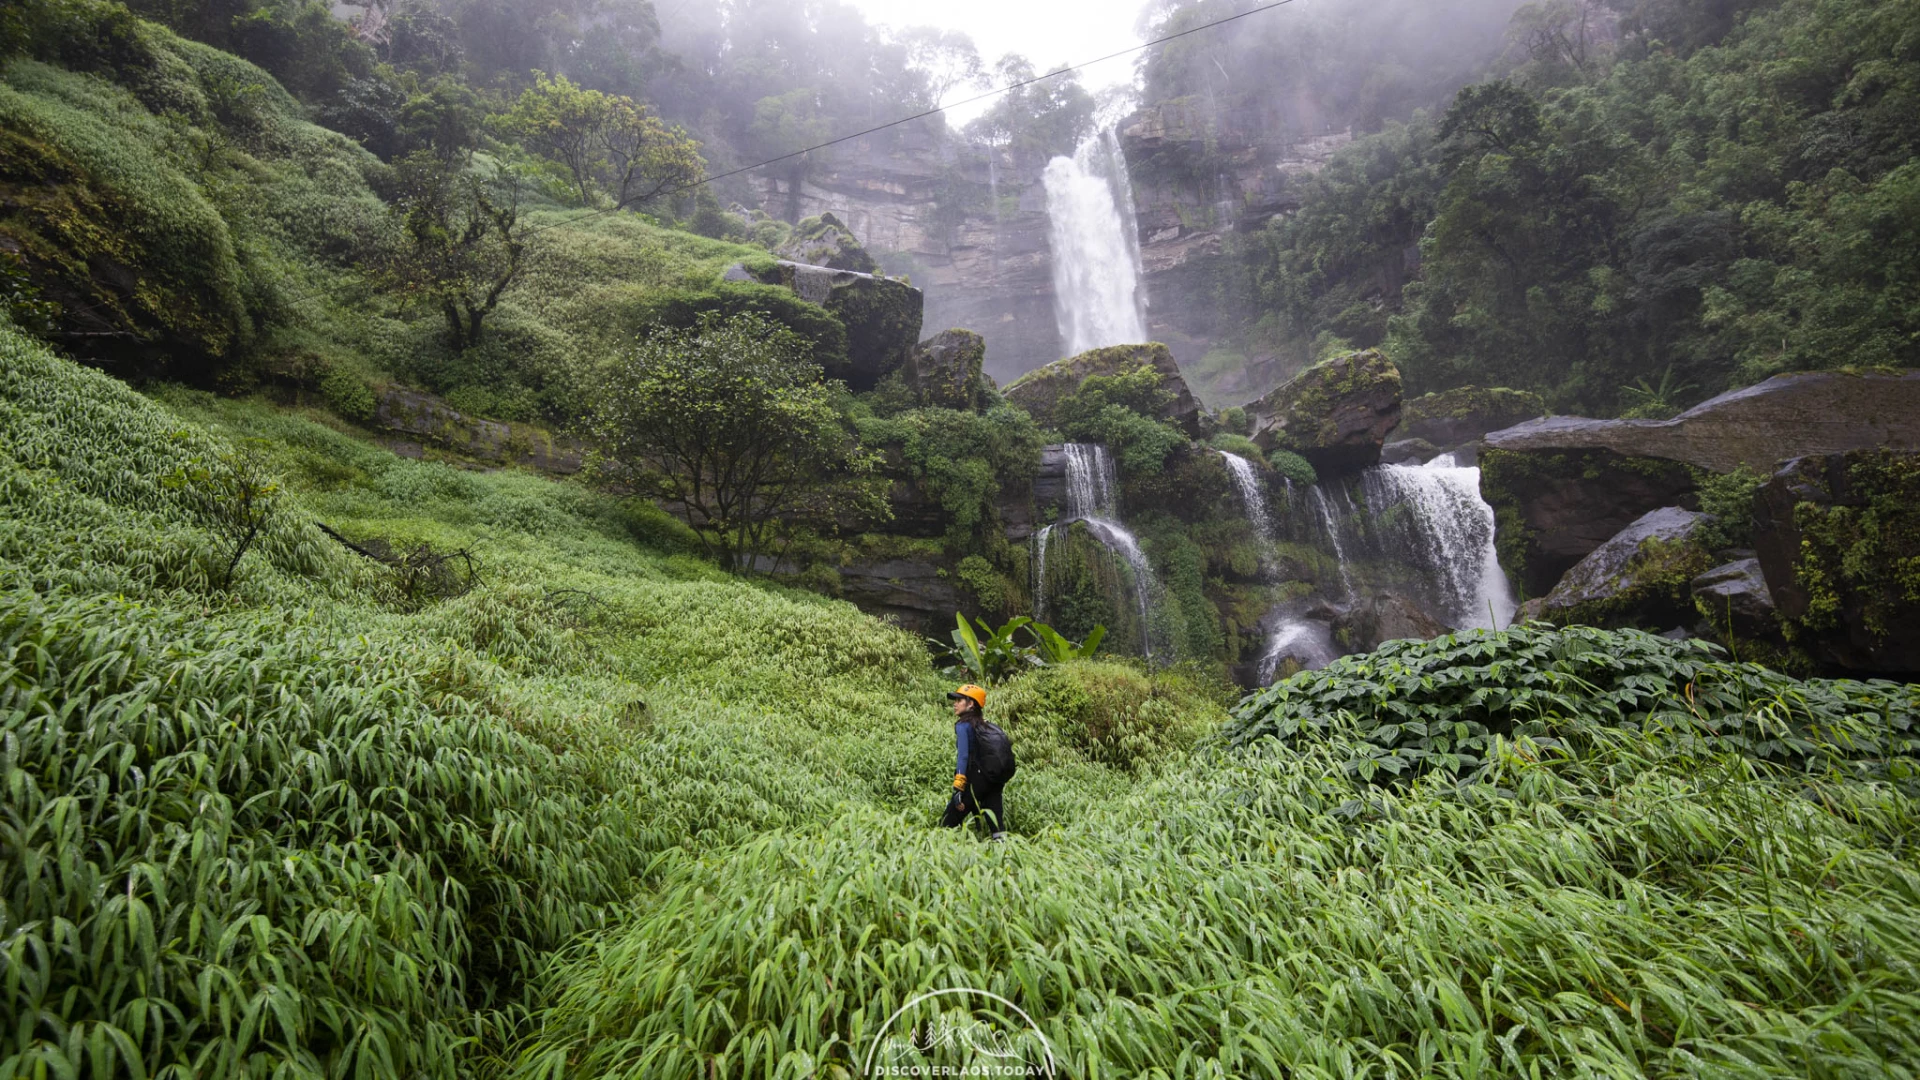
[1034,444,1160,659]
[1044,131,1148,355]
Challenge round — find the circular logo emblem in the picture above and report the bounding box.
[861,987,1057,1078]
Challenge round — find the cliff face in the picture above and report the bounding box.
[1121,102,1354,407]
[749,122,1063,384]
[745,113,1352,401]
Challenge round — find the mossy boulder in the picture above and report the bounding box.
[1401,386,1547,449]
[909,328,994,411]
[775,212,878,274]
[1517,507,1718,630]
[1754,450,1920,674]
[1250,350,1402,478]
[1003,343,1201,435]
[1480,447,1700,599]
[726,259,923,391]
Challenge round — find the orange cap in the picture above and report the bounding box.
[946,684,987,710]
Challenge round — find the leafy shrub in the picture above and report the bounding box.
[994,659,1219,773]
[1692,464,1764,550]
[1223,623,1919,784]
[318,363,375,420]
[1208,432,1263,460]
[1266,448,1318,485]
[1216,404,1251,435]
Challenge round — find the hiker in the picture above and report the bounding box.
[942,684,1015,841]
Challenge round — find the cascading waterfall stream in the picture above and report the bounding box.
[1363,458,1518,630]
[1219,452,1274,542]
[1044,130,1148,355]
[1033,444,1160,659]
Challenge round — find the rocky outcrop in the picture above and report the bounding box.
[1516,508,1717,630]
[1250,350,1402,478]
[1754,450,1920,674]
[1334,593,1449,652]
[374,386,584,474]
[1483,370,1920,474]
[747,122,1062,384]
[1690,558,1779,645]
[908,329,994,411]
[1480,448,1700,599]
[1401,387,1547,450]
[1381,438,1440,466]
[775,213,878,273]
[1003,343,1202,435]
[727,259,924,391]
[834,557,966,636]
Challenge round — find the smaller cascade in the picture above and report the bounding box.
[1258,618,1339,684]
[1360,459,1518,630]
[1308,485,1357,601]
[1219,451,1274,542]
[1033,444,1162,659]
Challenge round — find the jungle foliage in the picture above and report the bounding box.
[1217,0,1920,414]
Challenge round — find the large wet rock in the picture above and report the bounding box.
[909,329,995,411]
[1003,343,1202,435]
[1250,350,1402,478]
[725,259,924,391]
[1483,370,1920,474]
[835,557,965,635]
[1754,450,1920,674]
[1480,448,1699,599]
[775,213,878,274]
[1401,387,1547,450]
[1517,507,1717,630]
[1333,593,1450,652]
[1690,558,1779,645]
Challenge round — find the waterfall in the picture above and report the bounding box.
[1358,460,1517,630]
[1044,130,1148,355]
[1033,443,1160,659]
[1308,485,1357,601]
[1258,618,1339,685]
[1219,452,1273,541]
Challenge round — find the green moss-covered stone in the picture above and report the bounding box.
[1754,449,1920,673]
[1401,386,1546,448]
[1004,343,1201,434]
[1520,507,1718,630]
[1249,350,1401,478]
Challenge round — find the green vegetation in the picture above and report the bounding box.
[586,311,885,573]
[928,613,1105,686]
[1190,0,1920,415]
[1786,450,1920,648]
[1053,363,1188,475]
[7,318,1920,1076]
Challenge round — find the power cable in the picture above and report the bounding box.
[518,0,1300,239]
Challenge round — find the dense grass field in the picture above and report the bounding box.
[4,313,1919,1078]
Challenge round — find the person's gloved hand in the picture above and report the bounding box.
[952,773,968,791]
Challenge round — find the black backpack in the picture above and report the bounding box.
[968,718,1016,787]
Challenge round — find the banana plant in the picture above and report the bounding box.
[930,614,1105,685]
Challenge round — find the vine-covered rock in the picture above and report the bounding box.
[1516,507,1717,630]
[1003,343,1201,434]
[1250,350,1402,478]
[774,213,878,274]
[1755,450,1920,674]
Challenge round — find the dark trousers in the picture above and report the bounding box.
[942,781,1008,833]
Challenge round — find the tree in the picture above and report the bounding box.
[589,312,887,573]
[964,55,1095,159]
[380,153,527,351]
[893,25,984,110]
[496,72,703,210]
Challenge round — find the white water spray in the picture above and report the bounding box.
[1360,461,1517,630]
[1044,131,1148,355]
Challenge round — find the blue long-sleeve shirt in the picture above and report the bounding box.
[954,719,971,778]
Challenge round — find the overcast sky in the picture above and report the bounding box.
[841,0,1148,122]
